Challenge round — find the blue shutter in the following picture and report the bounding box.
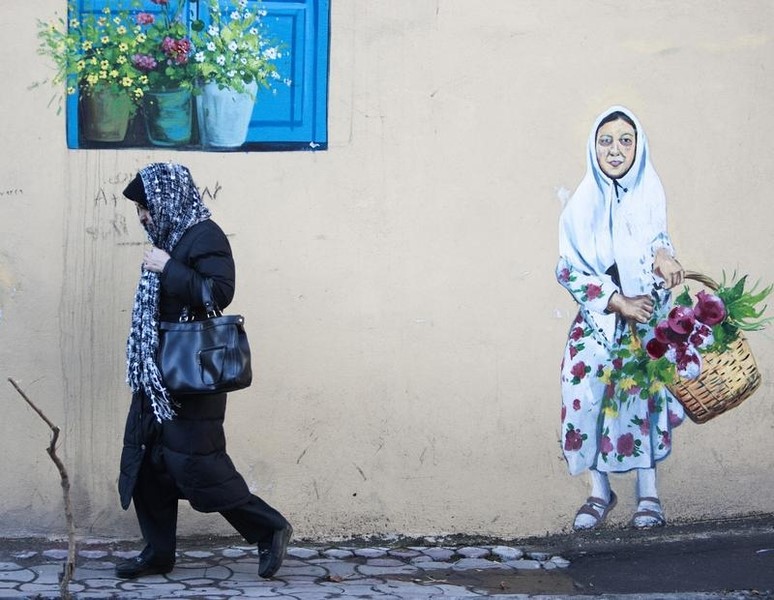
[66,0,329,150]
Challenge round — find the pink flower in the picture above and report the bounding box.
[668,306,696,335]
[661,431,671,447]
[571,361,588,380]
[612,357,623,370]
[585,283,602,300]
[136,12,155,25]
[573,398,581,411]
[564,428,584,451]
[668,410,682,426]
[570,327,583,341]
[639,417,650,435]
[569,345,578,359]
[600,435,613,454]
[561,406,567,422]
[646,338,668,359]
[616,433,635,457]
[558,268,571,283]
[694,290,726,326]
[131,53,158,71]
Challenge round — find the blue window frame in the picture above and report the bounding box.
[66,0,329,150]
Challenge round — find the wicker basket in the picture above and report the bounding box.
[666,271,761,424]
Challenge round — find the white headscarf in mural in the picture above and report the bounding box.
[558,106,673,342]
[126,163,211,422]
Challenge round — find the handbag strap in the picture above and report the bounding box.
[178,278,221,322]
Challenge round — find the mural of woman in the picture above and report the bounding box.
[556,106,686,530]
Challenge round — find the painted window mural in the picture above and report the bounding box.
[38,0,329,150]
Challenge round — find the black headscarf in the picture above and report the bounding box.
[125,163,211,421]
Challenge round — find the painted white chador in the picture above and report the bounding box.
[556,106,685,477]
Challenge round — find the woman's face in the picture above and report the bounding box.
[595,118,636,179]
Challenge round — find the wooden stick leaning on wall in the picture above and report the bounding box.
[8,377,75,600]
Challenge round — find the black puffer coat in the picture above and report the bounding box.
[119,219,252,512]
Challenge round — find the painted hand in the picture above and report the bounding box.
[653,249,685,289]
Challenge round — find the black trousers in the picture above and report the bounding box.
[132,451,288,563]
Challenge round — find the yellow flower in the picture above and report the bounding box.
[113,17,121,25]
[133,88,144,99]
[136,33,147,43]
[101,36,110,45]
[82,40,93,51]
[117,55,127,64]
[76,60,86,71]
[98,17,107,26]
[100,60,109,70]
[121,76,134,87]
[99,70,108,79]
[69,19,80,28]
[603,404,619,418]
[598,367,613,384]
[90,57,98,65]
[618,377,637,391]
[86,73,99,85]
[118,42,128,52]
[110,69,119,78]
[139,75,149,85]
[66,86,76,95]
[649,380,665,394]
[102,7,111,14]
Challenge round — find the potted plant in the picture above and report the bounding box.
[131,0,197,146]
[190,0,285,148]
[37,4,146,142]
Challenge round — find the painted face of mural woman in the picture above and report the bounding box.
[595,116,636,179]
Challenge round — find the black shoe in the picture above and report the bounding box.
[258,523,293,579]
[115,555,174,579]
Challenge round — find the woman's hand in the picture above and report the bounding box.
[653,248,685,289]
[143,247,171,273]
[607,292,654,324]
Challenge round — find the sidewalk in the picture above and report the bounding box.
[0,515,772,599]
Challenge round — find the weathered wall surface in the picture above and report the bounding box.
[1,0,773,541]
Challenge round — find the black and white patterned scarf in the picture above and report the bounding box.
[126,163,211,422]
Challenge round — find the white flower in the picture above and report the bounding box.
[208,25,219,36]
[227,70,236,78]
[263,47,277,60]
[238,0,248,8]
[240,57,247,65]
[230,11,240,20]
[259,10,268,17]
[194,51,205,63]
[207,41,216,52]
[228,41,238,52]
[283,78,292,87]
[216,54,226,66]
[271,71,281,80]
[249,27,259,36]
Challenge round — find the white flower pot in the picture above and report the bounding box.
[196,81,258,148]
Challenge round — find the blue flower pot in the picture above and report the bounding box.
[143,88,192,147]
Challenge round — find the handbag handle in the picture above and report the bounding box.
[178,278,222,322]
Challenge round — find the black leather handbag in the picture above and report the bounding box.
[158,279,252,395]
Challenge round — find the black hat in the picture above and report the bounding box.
[122,173,147,207]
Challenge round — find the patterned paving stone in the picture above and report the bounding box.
[0,563,22,571]
[363,557,406,567]
[453,557,509,570]
[491,545,524,561]
[41,549,69,560]
[503,558,542,569]
[11,552,37,560]
[353,547,389,558]
[185,550,216,559]
[387,548,422,558]
[222,548,247,558]
[31,564,63,583]
[527,551,551,561]
[421,547,455,561]
[457,546,490,559]
[323,548,354,559]
[357,563,420,576]
[0,569,37,583]
[550,555,571,568]
[286,547,320,559]
[414,560,458,570]
[272,563,328,577]
[78,549,109,559]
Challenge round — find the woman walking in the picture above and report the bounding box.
[117,162,292,578]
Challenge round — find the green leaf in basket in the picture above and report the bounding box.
[675,287,693,307]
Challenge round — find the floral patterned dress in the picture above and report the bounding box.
[557,258,685,475]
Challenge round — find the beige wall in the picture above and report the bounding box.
[1,0,773,541]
